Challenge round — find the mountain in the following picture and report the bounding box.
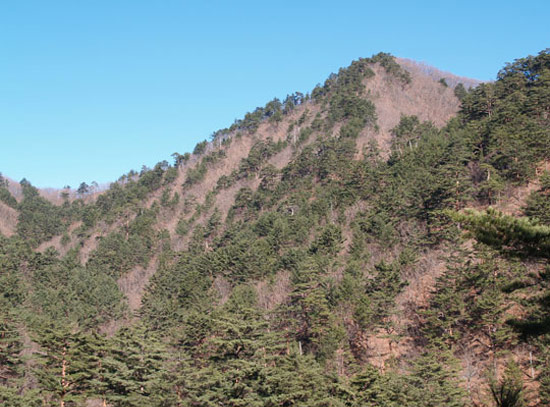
[1,50,549,407]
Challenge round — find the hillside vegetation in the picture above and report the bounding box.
[1,50,549,406]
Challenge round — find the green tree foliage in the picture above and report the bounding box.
[461,49,550,183]
[349,354,466,407]
[184,149,226,186]
[0,236,28,310]
[171,151,190,167]
[238,138,286,179]
[404,351,467,407]
[31,261,125,327]
[452,208,550,258]
[369,52,412,83]
[77,182,89,196]
[141,253,212,329]
[193,139,208,155]
[454,82,468,101]
[489,360,526,407]
[33,324,99,406]
[16,180,69,246]
[422,244,520,359]
[0,173,17,208]
[0,387,41,407]
[3,49,550,405]
[90,161,173,224]
[87,209,158,279]
[99,325,173,407]
[0,173,7,188]
[0,311,26,401]
[524,171,550,225]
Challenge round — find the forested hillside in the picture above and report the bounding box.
[1,50,549,406]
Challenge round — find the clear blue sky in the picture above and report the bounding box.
[1,0,549,188]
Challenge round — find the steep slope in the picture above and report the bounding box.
[128,58,462,309]
[31,54,464,294]
[358,62,462,152]
[2,50,550,406]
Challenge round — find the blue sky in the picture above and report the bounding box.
[1,1,549,188]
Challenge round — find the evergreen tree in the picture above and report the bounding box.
[0,311,26,396]
[33,324,98,407]
[405,351,467,407]
[451,208,550,258]
[524,171,550,226]
[489,360,526,407]
[100,325,173,407]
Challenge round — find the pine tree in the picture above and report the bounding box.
[284,256,346,361]
[350,364,396,407]
[405,351,467,407]
[0,311,23,387]
[421,247,472,346]
[451,208,550,258]
[33,324,99,407]
[489,360,526,407]
[100,324,173,407]
[524,171,550,226]
[0,311,42,406]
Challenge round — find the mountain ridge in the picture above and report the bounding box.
[1,55,477,193]
[33,54,466,263]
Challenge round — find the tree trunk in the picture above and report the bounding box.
[60,346,67,407]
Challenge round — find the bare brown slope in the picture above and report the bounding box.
[163,59,464,236]
[34,58,474,310]
[357,63,463,154]
[398,58,484,89]
[0,201,17,237]
[133,59,465,308]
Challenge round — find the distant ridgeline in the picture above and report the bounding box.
[1,50,549,406]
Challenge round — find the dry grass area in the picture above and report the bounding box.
[255,271,292,310]
[0,201,18,237]
[397,58,483,89]
[118,255,159,312]
[495,180,541,216]
[397,249,449,310]
[493,161,549,216]
[357,63,462,155]
[36,221,82,255]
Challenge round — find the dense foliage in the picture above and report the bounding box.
[1,50,549,406]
